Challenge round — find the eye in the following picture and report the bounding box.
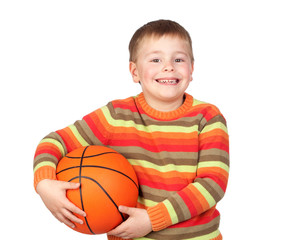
[151,59,161,63]
[175,58,184,62]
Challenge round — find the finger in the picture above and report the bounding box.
[61,181,80,190]
[107,222,127,236]
[118,205,132,215]
[66,201,86,217]
[62,208,84,225]
[54,212,75,229]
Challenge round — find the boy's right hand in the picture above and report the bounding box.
[36,179,86,228]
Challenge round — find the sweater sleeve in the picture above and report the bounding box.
[33,106,112,190]
[147,114,229,231]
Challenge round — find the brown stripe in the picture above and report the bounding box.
[110,146,198,166]
[200,148,229,160]
[33,153,58,169]
[74,120,102,146]
[196,178,225,202]
[146,214,220,239]
[140,185,176,202]
[205,114,227,126]
[199,154,229,166]
[43,132,67,154]
[168,194,189,223]
[108,104,207,127]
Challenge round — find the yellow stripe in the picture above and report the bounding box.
[164,200,178,224]
[102,107,197,133]
[68,125,89,146]
[138,197,157,207]
[190,229,221,240]
[135,230,220,240]
[39,138,65,156]
[192,99,207,106]
[194,182,216,208]
[198,161,229,173]
[33,161,56,173]
[130,159,196,173]
[202,122,227,134]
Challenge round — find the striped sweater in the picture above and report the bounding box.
[33,92,229,240]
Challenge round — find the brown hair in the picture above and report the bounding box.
[129,19,194,63]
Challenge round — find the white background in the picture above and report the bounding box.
[1,0,306,239]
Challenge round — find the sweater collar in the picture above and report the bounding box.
[135,92,193,120]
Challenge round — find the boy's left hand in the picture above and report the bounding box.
[107,206,152,239]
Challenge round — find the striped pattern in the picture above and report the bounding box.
[33,92,229,240]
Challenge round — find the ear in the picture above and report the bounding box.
[129,62,140,83]
[190,62,194,82]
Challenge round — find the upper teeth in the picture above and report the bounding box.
[157,79,178,84]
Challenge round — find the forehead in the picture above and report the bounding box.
[137,35,191,55]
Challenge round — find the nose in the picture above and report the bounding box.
[163,61,174,72]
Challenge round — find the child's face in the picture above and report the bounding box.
[130,35,194,111]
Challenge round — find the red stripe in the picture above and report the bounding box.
[196,174,227,192]
[178,190,198,217]
[200,142,229,153]
[169,209,220,228]
[138,178,187,191]
[108,139,198,152]
[83,114,108,144]
[35,148,62,160]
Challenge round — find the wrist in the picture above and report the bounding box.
[34,166,57,191]
[147,203,172,231]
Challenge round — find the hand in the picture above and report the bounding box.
[36,179,86,228]
[107,206,152,239]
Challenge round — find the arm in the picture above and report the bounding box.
[33,107,111,226]
[147,114,229,231]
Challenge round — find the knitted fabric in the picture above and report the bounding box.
[34,92,229,240]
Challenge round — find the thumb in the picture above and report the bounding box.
[118,205,133,215]
[62,181,80,190]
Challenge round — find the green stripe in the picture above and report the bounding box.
[102,107,198,133]
[33,161,56,173]
[68,125,89,146]
[198,161,229,173]
[202,122,227,134]
[138,197,157,207]
[189,229,221,240]
[39,138,65,156]
[130,159,197,173]
[164,200,178,224]
[194,182,216,208]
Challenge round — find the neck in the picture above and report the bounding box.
[144,95,185,112]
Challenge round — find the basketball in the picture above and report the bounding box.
[56,145,139,234]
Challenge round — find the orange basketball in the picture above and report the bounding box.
[56,145,139,234]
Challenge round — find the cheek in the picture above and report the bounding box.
[142,67,159,81]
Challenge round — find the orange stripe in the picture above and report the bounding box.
[35,142,62,159]
[134,166,195,180]
[201,135,229,146]
[111,133,197,146]
[57,127,81,151]
[112,126,195,140]
[33,165,57,190]
[200,128,228,140]
[197,167,229,186]
[92,109,112,139]
[188,184,209,213]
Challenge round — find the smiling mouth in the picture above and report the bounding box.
[155,79,180,85]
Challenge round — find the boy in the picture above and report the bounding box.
[34,19,229,240]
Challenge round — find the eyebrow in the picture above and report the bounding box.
[145,51,189,57]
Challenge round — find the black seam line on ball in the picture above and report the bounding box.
[78,146,95,234]
[65,151,119,159]
[57,165,138,189]
[68,176,125,222]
